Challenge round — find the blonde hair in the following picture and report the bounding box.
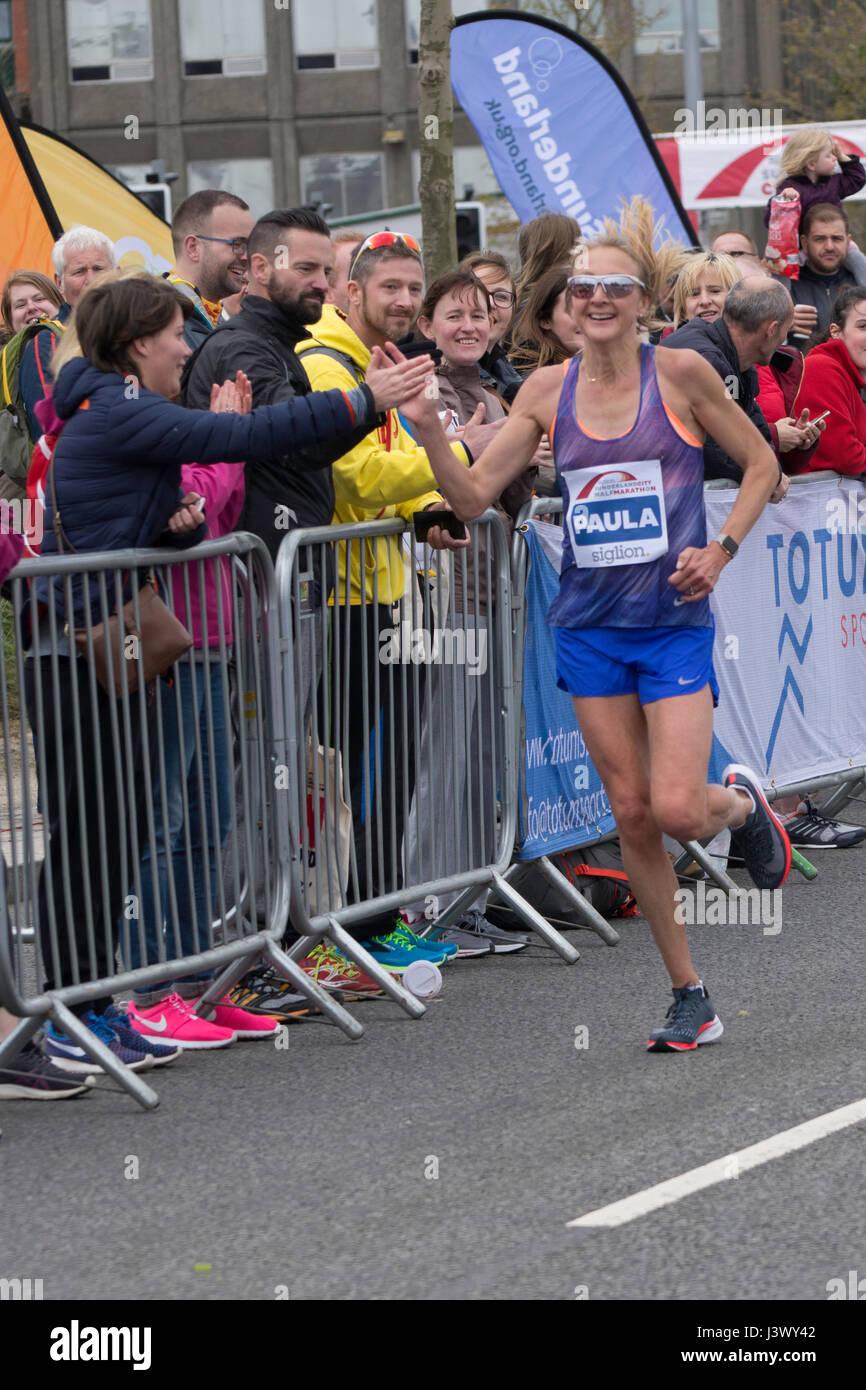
[672,251,741,327]
[779,128,832,181]
[576,196,687,333]
[51,266,155,377]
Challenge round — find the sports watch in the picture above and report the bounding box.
[714,533,739,560]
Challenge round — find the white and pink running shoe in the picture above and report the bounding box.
[205,998,280,1040]
[127,994,235,1050]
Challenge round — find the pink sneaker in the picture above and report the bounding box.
[127,994,235,1050]
[203,997,281,1041]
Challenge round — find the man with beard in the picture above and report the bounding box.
[167,190,253,349]
[183,207,377,556]
[183,209,413,1011]
[781,203,864,341]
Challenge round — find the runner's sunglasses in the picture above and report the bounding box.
[349,231,421,277]
[567,273,647,299]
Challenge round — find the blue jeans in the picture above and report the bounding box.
[126,660,232,991]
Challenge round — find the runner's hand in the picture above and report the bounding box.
[769,473,790,503]
[668,544,728,600]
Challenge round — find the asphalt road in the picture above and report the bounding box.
[2,821,866,1312]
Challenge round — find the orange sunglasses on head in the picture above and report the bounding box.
[349,230,421,278]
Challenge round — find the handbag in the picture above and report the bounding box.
[50,454,193,697]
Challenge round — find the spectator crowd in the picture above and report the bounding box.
[2,120,866,1096]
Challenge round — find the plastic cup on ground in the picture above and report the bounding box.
[402,960,442,1000]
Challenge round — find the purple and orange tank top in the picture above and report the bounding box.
[548,343,710,629]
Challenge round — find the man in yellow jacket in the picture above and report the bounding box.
[297,233,483,973]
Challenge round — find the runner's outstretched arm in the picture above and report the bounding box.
[401,365,552,519]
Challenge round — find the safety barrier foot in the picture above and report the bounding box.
[488,871,579,964]
[317,919,426,1019]
[678,839,739,893]
[51,998,159,1110]
[531,856,620,945]
[261,938,365,1039]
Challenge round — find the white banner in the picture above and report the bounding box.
[655,120,866,211]
[707,476,866,789]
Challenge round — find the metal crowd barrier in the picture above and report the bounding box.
[274,508,574,1008]
[704,469,866,825]
[509,479,866,911]
[0,534,338,1108]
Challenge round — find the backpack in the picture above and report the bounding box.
[297,341,363,386]
[0,318,65,484]
[487,840,639,930]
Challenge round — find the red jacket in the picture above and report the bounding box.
[788,338,866,476]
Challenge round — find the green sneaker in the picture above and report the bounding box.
[361,925,453,973]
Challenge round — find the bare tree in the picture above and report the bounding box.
[417,0,457,282]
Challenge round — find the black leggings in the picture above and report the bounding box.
[24,657,156,1016]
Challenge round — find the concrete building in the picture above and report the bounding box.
[7,0,783,241]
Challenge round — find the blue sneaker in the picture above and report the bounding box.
[361,926,452,973]
[104,1004,180,1067]
[44,1009,154,1074]
[397,922,458,962]
[647,984,724,1052]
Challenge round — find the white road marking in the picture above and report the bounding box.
[567,1098,866,1228]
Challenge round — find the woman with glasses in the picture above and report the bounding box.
[401,197,791,1053]
[460,251,524,404]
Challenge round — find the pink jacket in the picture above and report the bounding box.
[0,530,24,584]
[175,460,245,648]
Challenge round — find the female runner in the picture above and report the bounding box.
[400,203,792,1051]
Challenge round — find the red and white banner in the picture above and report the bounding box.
[655,120,866,211]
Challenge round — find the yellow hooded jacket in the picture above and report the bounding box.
[297,305,471,605]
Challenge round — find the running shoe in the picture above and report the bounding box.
[104,1004,180,1067]
[782,799,866,849]
[228,966,323,1019]
[126,993,234,1050]
[0,1042,95,1099]
[298,943,385,999]
[425,922,492,958]
[360,927,451,973]
[455,909,530,955]
[44,1009,154,1073]
[400,923,458,962]
[647,984,724,1052]
[203,997,280,1040]
[723,763,791,890]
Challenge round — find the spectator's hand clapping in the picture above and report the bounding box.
[367,343,435,414]
[209,370,252,415]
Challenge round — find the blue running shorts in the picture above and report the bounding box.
[555,624,719,707]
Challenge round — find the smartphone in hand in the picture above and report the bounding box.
[413,509,466,542]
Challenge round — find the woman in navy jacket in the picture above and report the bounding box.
[28,273,431,1072]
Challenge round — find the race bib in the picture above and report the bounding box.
[563,458,668,569]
